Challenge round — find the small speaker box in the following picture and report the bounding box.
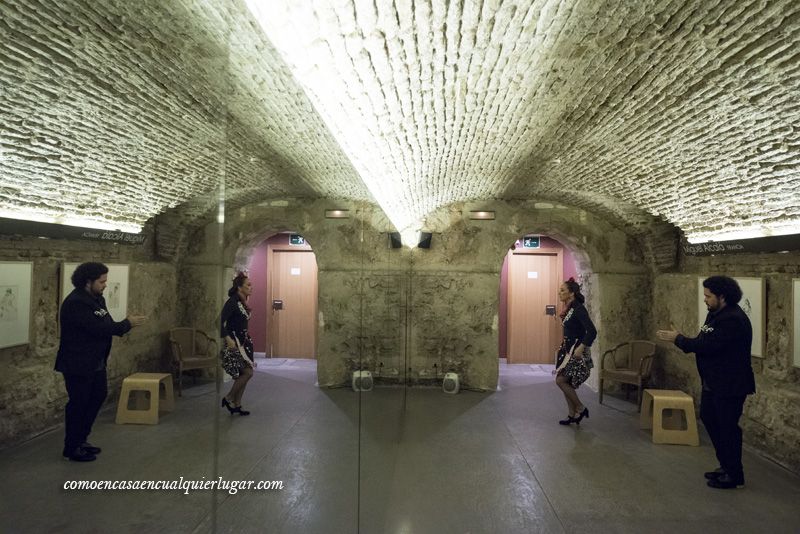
[443,372,460,394]
[418,232,432,249]
[352,370,373,391]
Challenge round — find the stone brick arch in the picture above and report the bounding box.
[410,200,653,390]
[179,199,396,385]
[231,230,316,272]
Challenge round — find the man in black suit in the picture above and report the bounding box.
[657,276,756,489]
[55,262,146,462]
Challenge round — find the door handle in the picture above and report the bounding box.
[272,299,284,310]
[545,305,556,316]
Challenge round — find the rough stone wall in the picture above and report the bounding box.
[250,0,800,242]
[0,0,228,231]
[4,0,797,254]
[583,272,653,389]
[0,0,371,257]
[0,233,177,448]
[652,252,800,474]
[181,199,650,391]
[408,272,498,388]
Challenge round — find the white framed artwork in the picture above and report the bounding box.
[793,279,800,368]
[698,276,765,357]
[0,261,33,349]
[61,263,129,320]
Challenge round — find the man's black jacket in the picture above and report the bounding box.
[674,303,755,397]
[55,288,131,375]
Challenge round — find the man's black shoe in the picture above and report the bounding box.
[63,448,97,462]
[704,467,725,480]
[707,473,744,489]
[80,442,102,455]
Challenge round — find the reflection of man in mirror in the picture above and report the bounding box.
[0,286,18,321]
[656,276,755,490]
[55,262,147,462]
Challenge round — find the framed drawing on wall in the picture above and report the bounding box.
[0,262,33,349]
[698,276,765,357]
[61,263,129,320]
[793,279,800,368]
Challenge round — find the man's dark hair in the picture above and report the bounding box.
[71,262,109,289]
[702,275,743,305]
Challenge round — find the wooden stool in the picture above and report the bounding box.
[115,373,174,424]
[640,389,699,446]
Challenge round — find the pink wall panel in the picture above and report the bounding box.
[246,233,292,353]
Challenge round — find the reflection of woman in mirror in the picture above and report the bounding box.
[220,272,256,416]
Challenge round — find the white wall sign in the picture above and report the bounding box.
[290,267,301,276]
[527,271,538,279]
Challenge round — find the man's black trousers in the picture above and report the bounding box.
[700,389,746,480]
[62,370,107,452]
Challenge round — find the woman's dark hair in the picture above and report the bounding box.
[703,276,742,305]
[563,277,585,304]
[71,262,109,289]
[228,272,249,298]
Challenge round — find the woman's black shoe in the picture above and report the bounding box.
[559,416,576,425]
[235,407,250,416]
[573,407,589,424]
[221,397,236,414]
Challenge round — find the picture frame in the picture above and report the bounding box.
[698,276,765,357]
[793,279,800,368]
[61,263,129,320]
[0,261,33,349]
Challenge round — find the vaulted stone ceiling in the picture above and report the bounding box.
[1,0,798,243]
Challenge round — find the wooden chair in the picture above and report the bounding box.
[169,328,218,396]
[598,340,656,411]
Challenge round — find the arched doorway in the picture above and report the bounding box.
[244,232,319,359]
[500,235,579,364]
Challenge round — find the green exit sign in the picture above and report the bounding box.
[523,236,540,248]
[290,234,305,245]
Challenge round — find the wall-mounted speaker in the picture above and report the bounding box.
[352,370,373,391]
[443,372,460,394]
[418,232,432,249]
[389,232,402,249]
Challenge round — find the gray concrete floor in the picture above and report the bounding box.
[1,358,798,534]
